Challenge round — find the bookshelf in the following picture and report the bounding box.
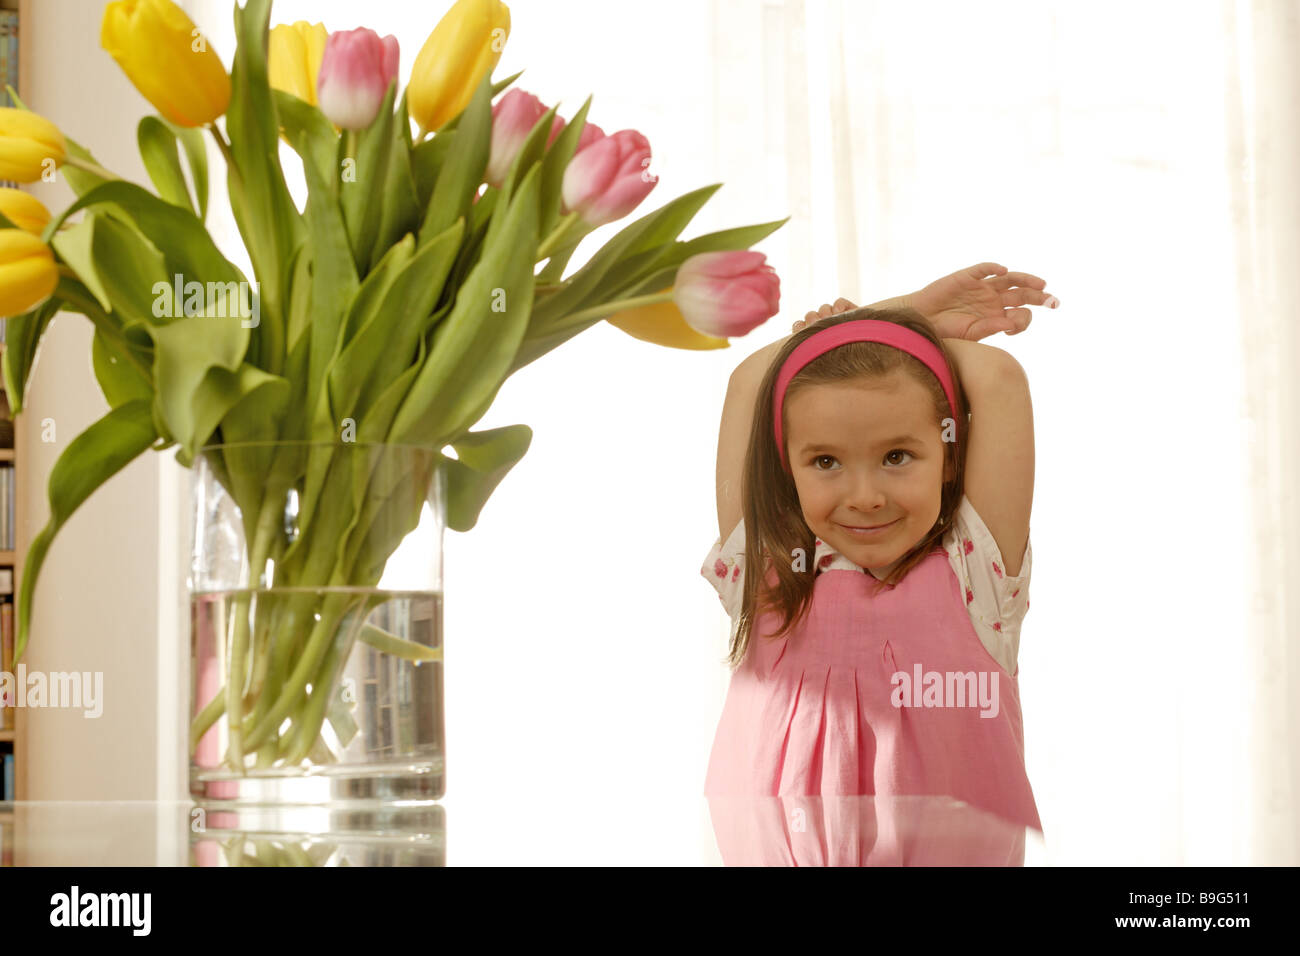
[1,0,32,839]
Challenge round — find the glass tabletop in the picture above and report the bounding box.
[0,795,1047,866]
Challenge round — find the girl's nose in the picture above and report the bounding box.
[845,474,888,511]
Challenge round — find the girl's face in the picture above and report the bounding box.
[783,372,952,575]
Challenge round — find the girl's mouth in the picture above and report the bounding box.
[838,518,899,537]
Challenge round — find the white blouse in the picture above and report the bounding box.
[699,494,1031,677]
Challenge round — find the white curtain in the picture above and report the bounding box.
[1223,0,1300,865]
[178,0,1297,863]
[790,0,1299,864]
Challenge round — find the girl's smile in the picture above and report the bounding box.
[784,371,953,572]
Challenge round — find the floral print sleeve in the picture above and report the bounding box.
[701,518,746,620]
[943,494,1032,678]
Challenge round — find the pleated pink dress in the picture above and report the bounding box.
[700,494,1042,847]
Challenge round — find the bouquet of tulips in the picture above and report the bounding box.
[0,0,784,768]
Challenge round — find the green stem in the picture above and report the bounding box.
[536,210,582,261]
[558,290,676,328]
[281,597,370,765]
[189,691,225,756]
[357,623,442,662]
[61,154,121,181]
[208,122,234,171]
[241,584,352,752]
[222,497,282,769]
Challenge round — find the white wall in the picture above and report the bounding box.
[19,0,188,802]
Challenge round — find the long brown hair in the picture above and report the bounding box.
[724,307,970,669]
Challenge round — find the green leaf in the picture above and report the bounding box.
[0,296,60,413]
[622,218,790,299]
[420,72,492,246]
[87,215,174,327]
[537,95,593,240]
[374,94,420,259]
[492,102,560,234]
[441,424,533,532]
[526,184,723,331]
[362,323,430,444]
[168,120,209,222]
[340,81,397,274]
[340,449,438,585]
[92,327,154,409]
[144,313,251,466]
[138,116,196,215]
[390,160,541,448]
[294,233,421,558]
[202,362,292,504]
[14,400,158,662]
[297,119,360,431]
[328,218,463,425]
[273,89,338,192]
[48,218,111,312]
[227,0,302,373]
[42,180,246,292]
[411,130,454,210]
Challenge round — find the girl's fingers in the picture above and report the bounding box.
[1000,287,1059,308]
[989,272,1047,293]
[963,262,1007,280]
[1003,308,1033,334]
[833,297,857,312]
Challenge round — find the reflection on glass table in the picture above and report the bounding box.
[0,796,1045,866]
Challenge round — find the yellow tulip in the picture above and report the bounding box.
[0,187,51,235]
[408,0,511,134]
[0,107,66,183]
[0,229,58,318]
[101,0,231,127]
[269,21,328,106]
[606,289,730,350]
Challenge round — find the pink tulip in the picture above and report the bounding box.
[673,251,781,338]
[560,128,654,227]
[317,28,400,131]
[574,120,605,154]
[487,89,565,188]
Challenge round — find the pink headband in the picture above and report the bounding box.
[773,319,959,473]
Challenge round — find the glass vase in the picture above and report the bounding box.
[188,441,446,806]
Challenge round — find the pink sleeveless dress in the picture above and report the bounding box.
[700,495,1042,842]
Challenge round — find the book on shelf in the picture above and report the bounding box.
[1,593,12,732]
[0,387,11,447]
[0,463,11,551]
[0,7,19,194]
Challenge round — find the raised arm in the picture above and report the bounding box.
[942,338,1034,576]
[715,345,776,541]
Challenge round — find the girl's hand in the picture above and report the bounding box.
[788,264,1060,341]
[791,297,860,332]
[910,262,1059,341]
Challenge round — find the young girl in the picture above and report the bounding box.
[700,264,1058,858]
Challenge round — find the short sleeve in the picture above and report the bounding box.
[945,495,1031,676]
[700,518,747,620]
